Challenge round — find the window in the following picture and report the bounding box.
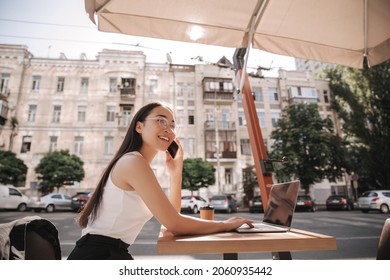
[104,136,114,155]
[225,168,232,184]
[49,136,58,152]
[290,86,318,99]
[238,111,246,126]
[240,139,251,155]
[149,79,158,96]
[323,90,329,103]
[224,81,233,91]
[177,83,184,97]
[177,82,194,98]
[0,73,10,96]
[252,87,263,102]
[27,105,37,122]
[57,77,65,92]
[203,78,233,93]
[109,78,117,93]
[188,109,195,125]
[32,75,41,91]
[187,100,195,107]
[9,188,22,197]
[176,109,184,126]
[271,112,280,127]
[80,77,89,94]
[206,108,214,123]
[52,105,61,123]
[77,106,86,122]
[221,109,230,129]
[0,100,9,123]
[21,136,32,153]
[188,137,195,156]
[74,136,84,155]
[268,87,279,102]
[257,111,265,128]
[301,87,317,98]
[120,105,132,126]
[106,105,116,122]
[119,78,136,95]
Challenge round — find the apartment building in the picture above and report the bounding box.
[0,44,345,203]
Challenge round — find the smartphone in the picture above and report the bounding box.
[167,140,179,159]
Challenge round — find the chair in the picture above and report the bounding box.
[0,216,61,260]
[377,218,390,260]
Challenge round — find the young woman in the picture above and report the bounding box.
[67,102,253,260]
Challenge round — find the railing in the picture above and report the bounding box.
[204,121,236,130]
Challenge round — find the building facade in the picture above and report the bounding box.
[0,44,347,203]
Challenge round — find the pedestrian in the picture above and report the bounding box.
[67,102,253,260]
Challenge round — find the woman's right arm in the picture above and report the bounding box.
[113,155,253,236]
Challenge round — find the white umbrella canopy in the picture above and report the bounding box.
[85,0,390,69]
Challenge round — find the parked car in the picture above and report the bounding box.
[0,185,29,212]
[358,190,390,214]
[326,195,354,211]
[210,194,237,213]
[71,192,91,212]
[181,195,208,214]
[296,195,317,212]
[27,193,72,213]
[248,196,264,213]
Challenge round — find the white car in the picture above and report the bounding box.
[28,193,72,213]
[358,190,390,214]
[0,185,29,211]
[181,195,208,214]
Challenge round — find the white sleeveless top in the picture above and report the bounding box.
[81,151,153,245]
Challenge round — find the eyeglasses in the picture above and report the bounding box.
[145,117,175,131]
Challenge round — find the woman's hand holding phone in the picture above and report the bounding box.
[167,140,179,159]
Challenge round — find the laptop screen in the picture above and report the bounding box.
[262,180,300,228]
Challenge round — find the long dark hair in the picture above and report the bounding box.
[77,102,167,227]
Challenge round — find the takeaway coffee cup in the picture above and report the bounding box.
[200,205,214,220]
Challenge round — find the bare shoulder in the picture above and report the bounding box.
[111,152,151,190]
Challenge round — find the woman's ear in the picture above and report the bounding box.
[135,121,143,134]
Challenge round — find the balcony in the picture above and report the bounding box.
[205,150,237,159]
[203,92,234,105]
[119,87,136,101]
[204,121,236,130]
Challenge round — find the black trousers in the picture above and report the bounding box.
[67,233,133,260]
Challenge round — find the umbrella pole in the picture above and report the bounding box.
[233,48,273,209]
[232,5,274,208]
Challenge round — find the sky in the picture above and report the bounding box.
[0,0,296,75]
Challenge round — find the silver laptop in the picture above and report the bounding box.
[237,180,300,233]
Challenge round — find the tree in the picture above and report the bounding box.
[182,158,215,194]
[269,103,348,194]
[242,165,258,206]
[35,150,85,193]
[325,60,390,190]
[0,150,27,186]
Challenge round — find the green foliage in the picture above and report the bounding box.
[35,150,85,193]
[242,166,258,203]
[182,158,215,194]
[269,103,348,193]
[325,60,390,189]
[0,150,27,186]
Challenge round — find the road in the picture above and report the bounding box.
[1,209,388,260]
